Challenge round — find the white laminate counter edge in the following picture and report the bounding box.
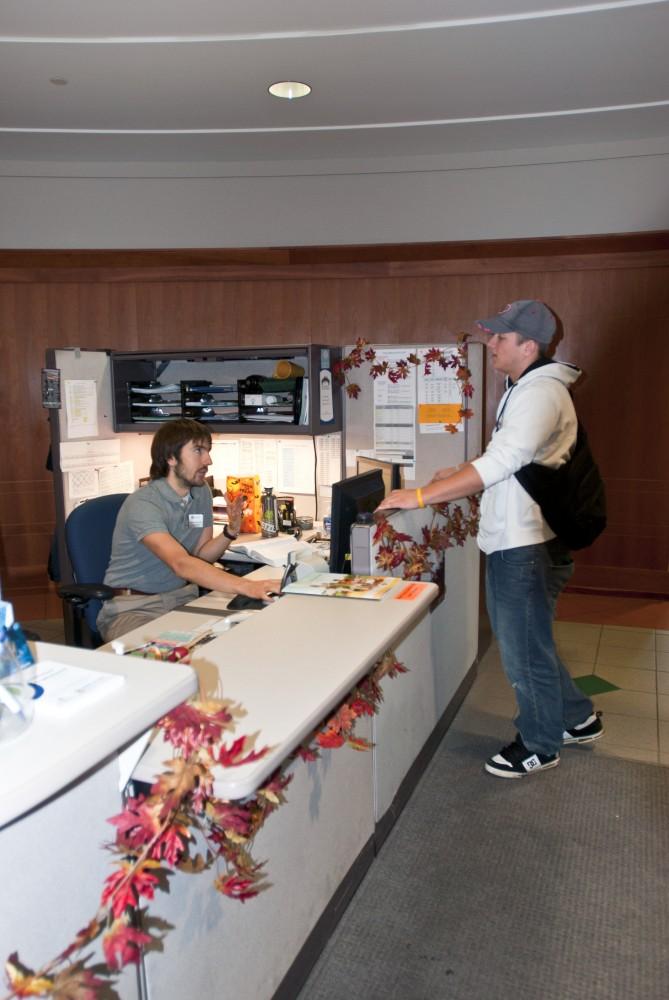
[0,642,197,830]
[133,581,438,800]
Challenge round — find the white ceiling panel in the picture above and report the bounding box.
[1,0,667,167]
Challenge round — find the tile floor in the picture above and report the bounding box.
[460,593,669,767]
[24,594,669,767]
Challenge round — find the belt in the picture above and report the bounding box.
[110,587,155,597]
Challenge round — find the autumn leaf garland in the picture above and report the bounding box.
[2,651,404,1000]
[332,333,475,433]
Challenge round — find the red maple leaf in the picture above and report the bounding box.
[102,918,153,970]
[151,822,190,866]
[316,730,346,749]
[424,347,443,364]
[207,800,253,837]
[374,548,399,572]
[100,862,160,919]
[216,735,269,768]
[349,697,375,717]
[108,796,162,851]
[158,702,234,753]
[214,873,260,902]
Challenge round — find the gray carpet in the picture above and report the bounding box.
[297,734,669,1000]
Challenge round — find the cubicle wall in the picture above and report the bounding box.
[0,758,140,1000]
[373,537,479,825]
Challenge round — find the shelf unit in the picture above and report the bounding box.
[110,344,341,435]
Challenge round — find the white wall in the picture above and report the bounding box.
[2,139,668,247]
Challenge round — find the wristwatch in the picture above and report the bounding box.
[223,525,238,541]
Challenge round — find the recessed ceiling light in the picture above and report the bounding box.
[268,81,311,100]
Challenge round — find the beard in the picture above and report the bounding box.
[173,462,208,489]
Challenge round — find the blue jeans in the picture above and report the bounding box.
[485,539,593,756]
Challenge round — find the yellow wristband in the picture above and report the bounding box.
[416,487,425,509]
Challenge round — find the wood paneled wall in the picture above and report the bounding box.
[1,233,667,617]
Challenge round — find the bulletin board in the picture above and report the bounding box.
[342,342,484,487]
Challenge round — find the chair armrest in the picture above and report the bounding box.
[58,583,115,606]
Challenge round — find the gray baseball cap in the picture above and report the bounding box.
[476,300,556,345]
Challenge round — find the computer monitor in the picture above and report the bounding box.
[355,455,402,495]
[328,469,385,573]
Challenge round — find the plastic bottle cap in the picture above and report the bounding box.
[356,512,374,524]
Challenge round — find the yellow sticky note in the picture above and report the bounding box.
[418,403,461,425]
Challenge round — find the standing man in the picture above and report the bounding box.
[97,418,277,642]
[377,300,603,778]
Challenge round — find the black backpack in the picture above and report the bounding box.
[514,422,606,550]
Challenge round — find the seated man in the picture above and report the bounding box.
[97,418,277,642]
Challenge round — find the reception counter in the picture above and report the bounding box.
[133,576,437,799]
[2,517,480,1000]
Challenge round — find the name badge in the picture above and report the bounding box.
[188,513,204,528]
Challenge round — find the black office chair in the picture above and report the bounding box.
[58,493,129,648]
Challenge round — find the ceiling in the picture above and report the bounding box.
[2,0,669,168]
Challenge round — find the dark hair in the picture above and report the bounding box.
[515,332,550,359]
[150,418,212,479]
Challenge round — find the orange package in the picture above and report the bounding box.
[226,475,262,534]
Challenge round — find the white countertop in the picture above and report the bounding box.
[0,642,197,829]
[132,579,437,799]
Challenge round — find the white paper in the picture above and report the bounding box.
[417,347,463,434]
[319,370,334,423]
[99,461,135,495]
[68,467,99,499]
[60,438,121,471]
[34,660,125,717]
[277,440,315,494]
[299,377,309,425]
[210,439,240,484]
[316,433,343,488]
[64,379,99,439]
[257,440,279,488]
[372,349,416,478]
[231,439,279,487]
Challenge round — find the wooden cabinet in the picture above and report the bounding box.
[110,344,341,435]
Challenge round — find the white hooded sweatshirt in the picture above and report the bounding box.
[471,361,581,554]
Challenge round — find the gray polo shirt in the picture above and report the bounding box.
[104,478,213,593]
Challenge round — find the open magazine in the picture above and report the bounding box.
[281,572,401,600]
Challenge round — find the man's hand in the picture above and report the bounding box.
[376,463,484,512]
[376,488,421,512]
[242,578,280,601]
[225,491,246,537]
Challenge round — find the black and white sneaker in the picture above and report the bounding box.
[484,735,559,778]
[563,711,604,745]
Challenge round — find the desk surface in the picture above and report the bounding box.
[132,578,437,799]
[0,642,197,829]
